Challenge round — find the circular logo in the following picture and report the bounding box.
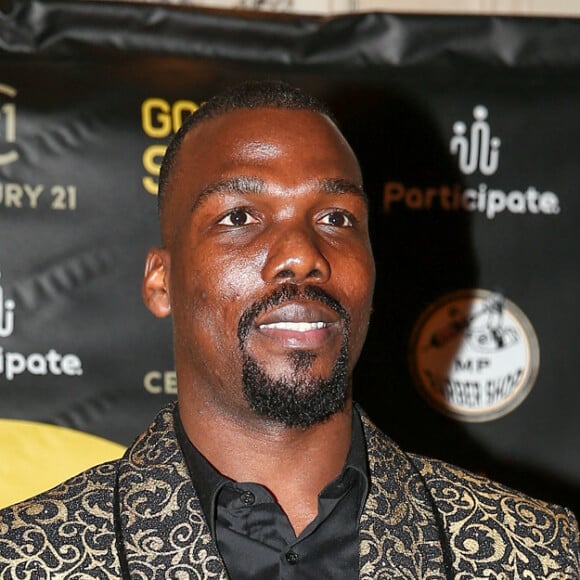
[409,289,539,422]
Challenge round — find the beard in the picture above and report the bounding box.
[237,284,351,428]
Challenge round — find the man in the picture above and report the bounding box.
[0,81,578,578]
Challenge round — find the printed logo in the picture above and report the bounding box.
[0,83,78,211]
[450,105,500,176]
[409,289,539,422]
[144,369,177,394]
[0,84,18,166]
[141,98,200,196]
[383,104,561,218]
[0,271,84,381]
[0,272,15,338]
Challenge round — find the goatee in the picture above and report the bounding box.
[237,285,351,428]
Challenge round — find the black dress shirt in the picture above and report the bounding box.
[175,407,369,580]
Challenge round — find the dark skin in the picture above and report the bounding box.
[142,108,375,535]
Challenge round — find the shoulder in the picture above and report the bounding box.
[0,460,122,576]
[358,410,579,576]
[0,459,118,529]
[0,403,186,576]
[411,452,580,576]
[411,450,577,524]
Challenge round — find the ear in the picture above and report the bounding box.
[142,248,172,318]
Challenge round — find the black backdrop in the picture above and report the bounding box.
[0,0,578,514]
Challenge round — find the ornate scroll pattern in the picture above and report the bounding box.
[359,415,447,578]
[412,455,580,578]
[1,404,578,578]
[0,404,226,578]
[118,405,227,579]
[0,462,122,578]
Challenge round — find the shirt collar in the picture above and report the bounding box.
[174,405,228,532]
[174,405,369,534]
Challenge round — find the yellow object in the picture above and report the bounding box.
[0,419,125,508]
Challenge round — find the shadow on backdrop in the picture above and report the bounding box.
[326,84,580,517]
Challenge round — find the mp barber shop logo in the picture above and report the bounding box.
[0,272,84,381]
[383,105,561,219]
[409,289,539,422]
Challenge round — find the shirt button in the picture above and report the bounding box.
[240,491,255,505]
[285,550,299,565]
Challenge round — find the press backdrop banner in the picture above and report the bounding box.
[0,1,578,511]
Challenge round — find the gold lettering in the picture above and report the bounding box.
[142,98,171,138]
[172,100,199,132]
[142,145,166,196]
[144,371,162,394]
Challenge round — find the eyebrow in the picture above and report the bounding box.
[191,176,367,213]
[320,178,366,200]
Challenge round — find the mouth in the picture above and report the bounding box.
[253,302,340,350]
[237,284,350,356]
[258,321,329,332]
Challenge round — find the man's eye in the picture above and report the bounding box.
[218,209,259,227]
[318,211,354,228]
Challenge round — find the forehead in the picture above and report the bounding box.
[173,108,361,186]
[160,108,362,243]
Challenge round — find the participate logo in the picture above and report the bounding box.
[0,83,18,166]
[0,271,84,381]
[450,105,500,176]
[409,289,539,422]
[383,104,561,218]
[0,272,15,338]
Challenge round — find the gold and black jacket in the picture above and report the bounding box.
[1,404,578,578]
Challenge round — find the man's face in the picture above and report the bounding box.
[148,107,375,427]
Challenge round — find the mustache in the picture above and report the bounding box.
[237,284,350,346]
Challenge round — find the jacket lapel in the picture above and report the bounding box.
[113,405,448,578]
[114,404,228,579]
[359,414,448,579]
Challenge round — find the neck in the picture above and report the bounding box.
[179,395,353,535]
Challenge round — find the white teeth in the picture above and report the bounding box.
[259,321,327,332]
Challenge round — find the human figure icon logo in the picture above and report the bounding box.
[0,272,15,339]
[450,105,500,176]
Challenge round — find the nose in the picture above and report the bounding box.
[261,225,330,285]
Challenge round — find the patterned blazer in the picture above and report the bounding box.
[1,404,578,579]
